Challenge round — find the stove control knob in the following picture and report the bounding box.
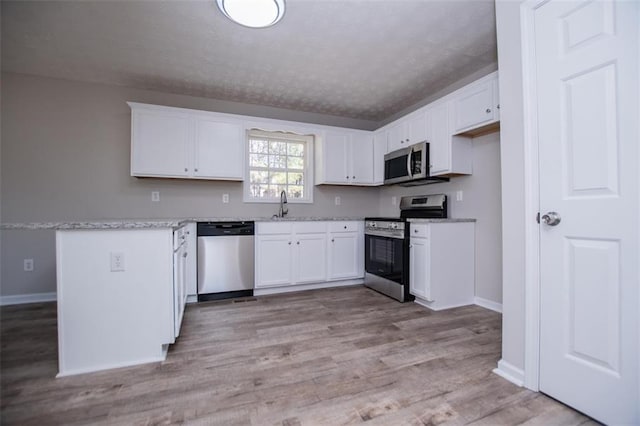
[389,223,398,229]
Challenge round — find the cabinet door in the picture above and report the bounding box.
[255,235,293,287]
[387,122,406,153]
[294,233,327,284]
[131,109,191,177]
[322,131,349,183]
[349,132,374,184]
[406,110,428,145]
[409,237,431,301]
[328,232,361,280]
[452,79,496,133]
[194,118,244,180]
[427,102,451,176]
[372,131,386,185]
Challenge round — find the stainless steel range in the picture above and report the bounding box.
[364,194,447,302]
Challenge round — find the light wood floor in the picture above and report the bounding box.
[1,286,595,425]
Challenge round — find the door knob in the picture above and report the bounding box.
[541,212,561,226]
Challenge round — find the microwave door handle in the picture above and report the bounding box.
[406,146,414,177]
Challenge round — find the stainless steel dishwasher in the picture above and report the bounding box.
[197,221,255,302]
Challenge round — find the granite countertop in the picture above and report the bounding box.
[0,217,367,230]
[406,218,476,223]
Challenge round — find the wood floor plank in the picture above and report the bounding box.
[1,286,594,425]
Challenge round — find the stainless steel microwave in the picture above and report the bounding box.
[384,142,449,186]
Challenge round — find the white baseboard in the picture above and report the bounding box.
[0,292,57,306]
[493,359,525,387]
[474,296,503,313]
[254,279,363,296]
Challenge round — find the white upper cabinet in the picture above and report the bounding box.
[129,103,244,181]
[316,129,375,185]
[387,110,428,153]
[349,131,374,184]
[451,71,500,134]
[193,117,244,180]
[372,130,387,185]
[427,101,472,176]
[131,108,191,178]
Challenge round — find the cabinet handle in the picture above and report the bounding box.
[184,168,188,172]
[331,238,335,242]
[346,176,349,179]
[486,108,492,113]
[183,252,188,258]
[194,168,198,172]
[296,241,300,245]
[497,104,500,110]
[406,138,410,142]
[414,229,418,233]
[344,225,347,229]
[409,244,413,248]
[288,241,291,245]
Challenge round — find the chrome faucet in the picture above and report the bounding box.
[278,190,288,218]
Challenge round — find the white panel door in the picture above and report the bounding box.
[194,118,244,180]
[535,1,639,424]
[322,130,349,183]
[131,110,191,177]
[349,132,374,184]
[294,233,327,284]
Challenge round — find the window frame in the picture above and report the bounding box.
[243,129,315,203]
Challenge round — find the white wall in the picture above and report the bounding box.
[0,73,380,297]
[379,132,503,305]
[494,0,527,376]
[1,71,503,309]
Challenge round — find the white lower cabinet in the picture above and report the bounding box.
[409,222,475,311]
[56,228,178,376]
[255,221,363,290]
[328,221,364,280]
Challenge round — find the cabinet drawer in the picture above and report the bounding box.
[256,222,293,235]
[294,222,327,234]
[410,224,429,238]
[329,221,361,233]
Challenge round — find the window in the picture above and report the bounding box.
[244,129,314,203]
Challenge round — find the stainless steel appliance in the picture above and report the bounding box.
[364,194,447,302]
[384,142,449,186]
[197,221,255,301]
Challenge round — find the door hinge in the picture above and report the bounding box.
[536,212,540,224]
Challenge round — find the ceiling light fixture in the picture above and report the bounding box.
[216,0,285,28]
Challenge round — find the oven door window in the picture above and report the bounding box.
[365,234,404,284]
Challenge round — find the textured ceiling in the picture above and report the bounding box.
[1,0,497,122]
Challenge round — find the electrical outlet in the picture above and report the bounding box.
[110,252,125,272]
[151,191,160,202]
[23,259,34,272]
[456,190,463,201]
[222,193,229,204]
[391,196,397,206]
[335,196,341,206]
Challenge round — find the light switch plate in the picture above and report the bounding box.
[151,191,160,202]
[391,196,397,206]
[335,196,341,206]
[23,259,34,272]
[222,193,229,203]
[110,252,125,272]
[456,190,463,201]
